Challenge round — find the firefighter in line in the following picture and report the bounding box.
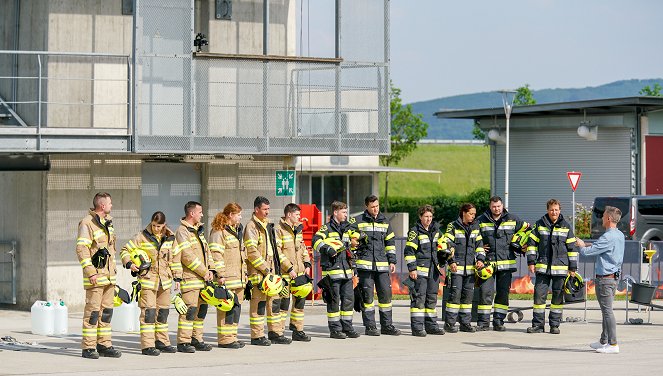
[526,198,578,334]
[173,201,215,352]
[475,196,530,331]
[313,201,361,339]
[120,211,178,356]
[403,204,447,337]
[274,203,312,342]
[76,192,122,359]
[444,203,483,333]
[209,203,247,349]
[244,196,292,345]
[348,195,401,336]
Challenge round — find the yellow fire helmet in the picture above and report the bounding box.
[200,282,235,312]
[346,230,368,250]
[564,273,585,294]
[475,262,495,280]
[260,274,284,297]
[130,248,152,276]
[114,285,131,307]
[171,293,188,315]
[290,274,313,299]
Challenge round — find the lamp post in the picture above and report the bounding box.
[498,90,516,210]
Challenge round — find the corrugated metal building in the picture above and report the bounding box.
[436,97,663,223]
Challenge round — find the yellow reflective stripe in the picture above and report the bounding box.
[405,242,418,249]
[566,237,577,244]
[250,257,265,268]
[249,317,265,324]
[567,252,579,257]
[225,279,244,289]
[551,265,568,270]
[529,233,540,242]
[244,239,257,247]
[186,258,202,270]
[385,232,395,241]
[139,279,156,289]
[77,237,93,247]
[82,328,98,337]
[208,243,224,252]
[170,262,182,271]
[178,321,194,329]
[173,241,188,255]
[385,245,396,251]
[80,258,93,268]
[496,260,517,265]
[404,255,416,262]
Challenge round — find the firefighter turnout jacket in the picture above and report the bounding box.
[348,211,397,272]
[209,224,247,290]
[476,210,529,272]
[444,218,484,276]
[275,218,311,281]
[527,213,578,275]
[404,221,442,278]
[120,225,177,291]
[244,215,279,286]
[173,220,215,291]
[313,218,354,280]
[76,210,117,289]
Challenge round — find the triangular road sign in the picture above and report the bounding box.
[567,171,582,192]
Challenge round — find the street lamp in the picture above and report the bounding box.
[498,90,516,210]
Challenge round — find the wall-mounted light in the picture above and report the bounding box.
[577,123,598,141]
[487,128,506,144]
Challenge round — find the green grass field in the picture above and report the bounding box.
[379,144,490,198]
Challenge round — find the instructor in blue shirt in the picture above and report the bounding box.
[576,205,624,354]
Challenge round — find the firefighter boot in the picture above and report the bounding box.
[191,338,213,351]
[96,344,122,358]
[155,340,176,353]
[82,349,99,359]
[292,330,311,342]
[141,347,161,356]
[268,331,292,345]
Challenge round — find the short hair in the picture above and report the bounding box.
[604,205,622,224]
[546,199,561,209]
[92,192,111,209]
[254,196,270,209]
[284,203,301,216]
[331,201,347,212]
[150,211,166,224]
[418,204,434,217]
[489,196,503,204]
[364,195,379,206]
[459,203,476,217]
[184,201,202,215]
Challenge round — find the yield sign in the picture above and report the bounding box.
[567,171,582,192]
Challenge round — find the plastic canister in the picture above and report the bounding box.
[111,301,140,332]
[52,300,69,335]
[31,301,55,336]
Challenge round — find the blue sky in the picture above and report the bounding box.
[389,0,663,103]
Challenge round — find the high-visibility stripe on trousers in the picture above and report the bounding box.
[278,295,306,332]
[326,278,355,332]
[409,272,442,332]
[216,287,244,345]
[358,270,393,329]
[249,287,281,339]
[177,288,206,345]
[445,274,474,327]
[138,286,172,349]
[81,284,114,350]
[532,273,564,328]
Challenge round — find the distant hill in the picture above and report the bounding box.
[409,79,663,140]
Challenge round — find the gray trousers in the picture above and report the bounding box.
[597,277,618,345]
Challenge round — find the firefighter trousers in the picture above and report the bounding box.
[278,294,306,332]
[358,270,392,329]
[249,287,281,339]
[326,278,355,332]
[445,274,474,327]
[81,284,115,349]
[139,287,172,349]
[177,288,208,345]
[532,273,564,328]
[476,270,513,327]
[216,287,244,345]
[410,274,441,332]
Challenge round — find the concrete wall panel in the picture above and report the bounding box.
[0,171,46,310]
